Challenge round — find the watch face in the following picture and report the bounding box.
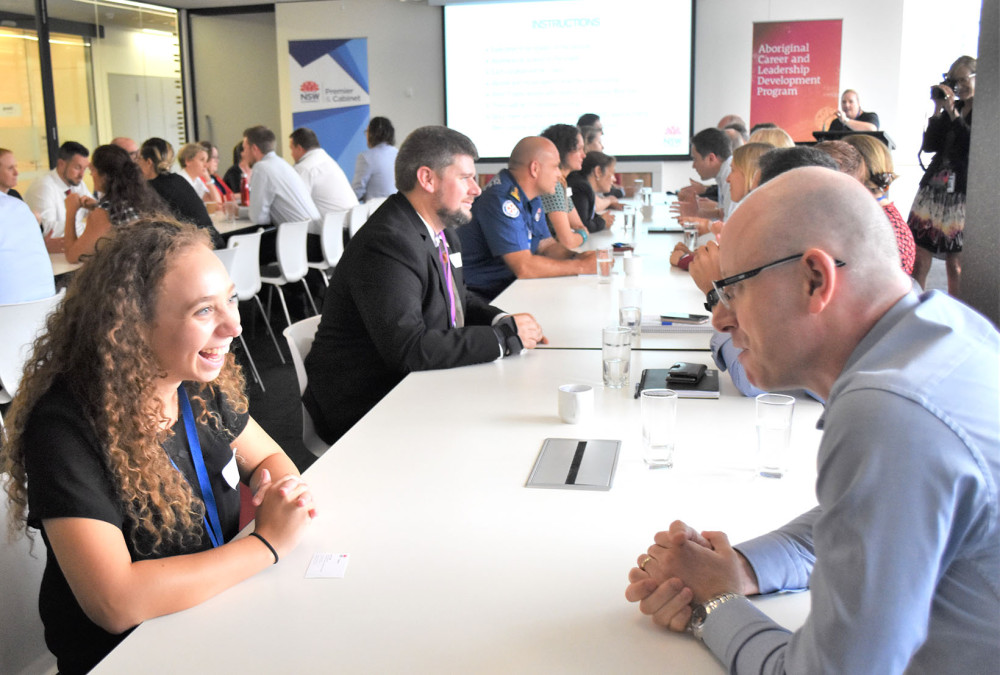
[690,604,708,628]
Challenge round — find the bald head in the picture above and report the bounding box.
[112,137,139,161]
[718,114,747,129]
[508,136,561,200]
[509,136,555,169]
[724,167,907,289]
[714,167,912,396]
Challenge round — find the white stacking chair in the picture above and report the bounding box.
[213,247,237,275]
[0,291,64,431]
[347,203,369,240]
[307,211,347,287]
[1,474,57,675]
[282,316,328,458]
[227,229,285,392]
[364,195,387,214]
[260,220,318,328]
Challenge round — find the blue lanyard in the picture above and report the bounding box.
[173,384,224,548]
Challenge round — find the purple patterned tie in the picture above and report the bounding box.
[437,233,457,328]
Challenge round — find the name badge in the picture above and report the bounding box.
[449,251,463,268]
[222,450,240,490]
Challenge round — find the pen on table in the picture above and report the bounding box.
[659,320,674,326]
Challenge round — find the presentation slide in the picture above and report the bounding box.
[444,0,693,160]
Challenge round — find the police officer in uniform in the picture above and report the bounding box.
[458,136,597,301]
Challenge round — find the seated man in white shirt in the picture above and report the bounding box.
[243,125,321,232]
[289,127,358,215]
[0,192,56,304]
[23,141,97,253]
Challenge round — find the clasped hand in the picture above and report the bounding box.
[624,520,757,632]
[250,469,318,558]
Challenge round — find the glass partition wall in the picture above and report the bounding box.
[0,0,183,195]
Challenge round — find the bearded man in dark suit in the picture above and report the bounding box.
[303,126,546,444]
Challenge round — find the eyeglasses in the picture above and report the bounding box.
[711,253,846,309]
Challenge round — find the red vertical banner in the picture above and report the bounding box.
[750,20,842,142]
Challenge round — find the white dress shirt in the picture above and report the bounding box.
[23,169,91,237]
[248,152,321,233]
[294,148,358,216]
[0,193,56,303]
[177,169,209,199]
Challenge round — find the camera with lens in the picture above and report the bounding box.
[931,75,957,100]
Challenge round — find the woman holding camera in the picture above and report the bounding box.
[907,55,975,296]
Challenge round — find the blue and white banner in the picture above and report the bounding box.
[289,38,369,181]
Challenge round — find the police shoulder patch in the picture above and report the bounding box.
[502,200,520,218]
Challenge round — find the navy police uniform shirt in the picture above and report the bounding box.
[457,169,549,300]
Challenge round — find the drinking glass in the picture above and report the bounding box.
[641,389,678,468]
[596,247,614,283]
[755,393,796,478]
[601,326,631,388]
[618,287,642,340]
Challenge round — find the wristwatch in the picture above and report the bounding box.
[704,288,720,312]
[689,592,741,640]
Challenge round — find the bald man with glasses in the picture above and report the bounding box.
[626,167,999,674]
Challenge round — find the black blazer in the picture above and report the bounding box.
[566,171,607,233]
[303,192,505,443]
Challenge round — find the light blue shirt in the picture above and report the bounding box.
[0,193,55,304]
[710,331,764,398]
[352,143,398,202]
[248,151,320,231]
[701,290,1000,673]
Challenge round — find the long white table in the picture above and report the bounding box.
[95,350,821,673]
[494,204,714,350]
[49,253,81,277]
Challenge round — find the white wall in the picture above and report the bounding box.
[275,0,445,160]
[270,0,981,201]
[190,11,281,155]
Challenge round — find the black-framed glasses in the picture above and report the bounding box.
[711,253,846,309]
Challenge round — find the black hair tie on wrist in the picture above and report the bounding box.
[249,532,279,564]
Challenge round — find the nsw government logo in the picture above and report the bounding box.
[299,81,320,103]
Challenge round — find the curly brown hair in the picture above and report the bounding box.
[1,218,247,554]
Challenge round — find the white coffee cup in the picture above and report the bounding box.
[623,255,642,277]
[558,384,594,424]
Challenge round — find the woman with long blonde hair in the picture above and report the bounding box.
[1,219,316,674]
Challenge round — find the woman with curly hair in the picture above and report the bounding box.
[1,219,317,674]
[63,144,165,263]
[540,123,589,248]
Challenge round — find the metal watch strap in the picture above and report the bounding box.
[689,592,741,640]
[704,288,720,312]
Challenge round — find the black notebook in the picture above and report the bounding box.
[634,366,721,399]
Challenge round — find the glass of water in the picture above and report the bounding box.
[641,389,678,468]
[755,393,795,478]
[618,287,642,341]
[601,326,631,388]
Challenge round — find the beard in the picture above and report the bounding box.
[437,205,472,229]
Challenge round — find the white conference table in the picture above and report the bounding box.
[494,202,714,351]
[96,349,822,674]
[49,252,82,277]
